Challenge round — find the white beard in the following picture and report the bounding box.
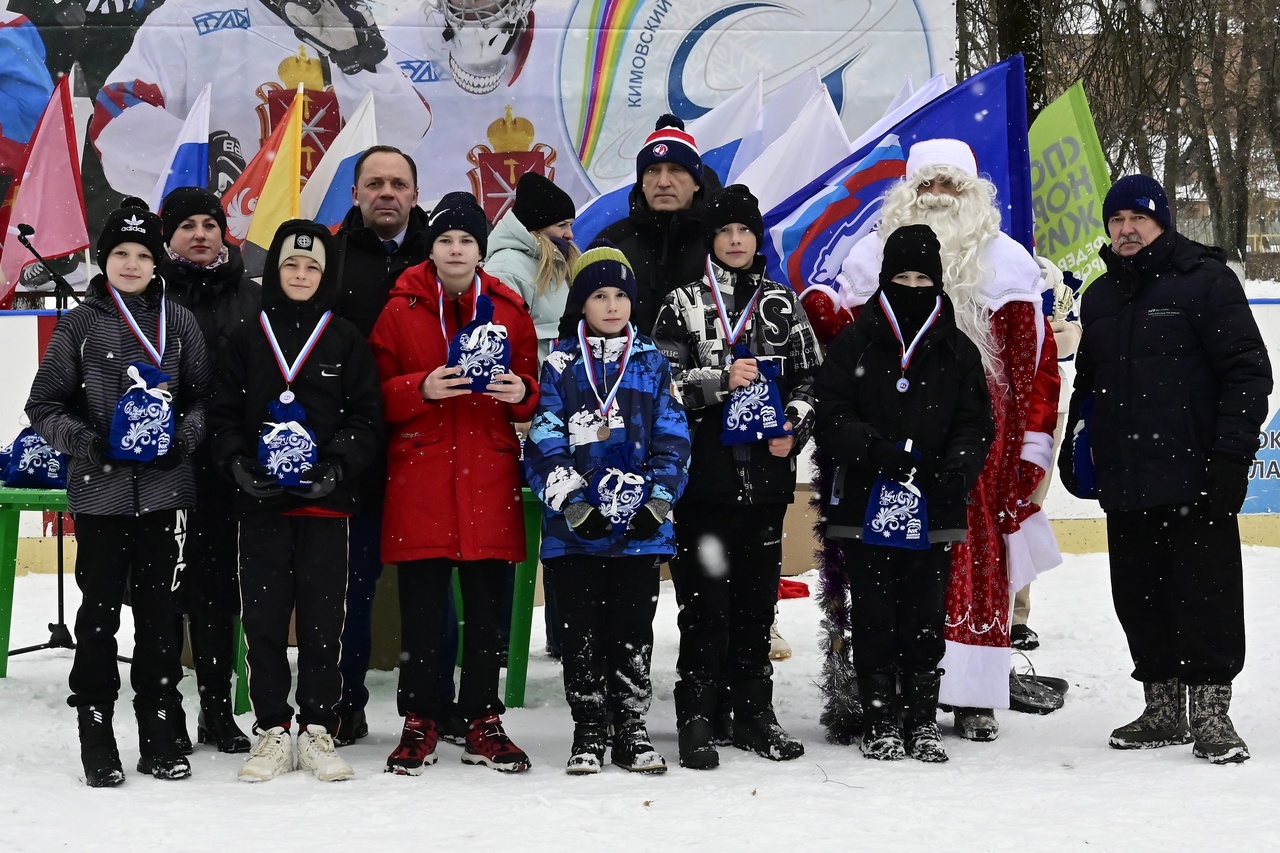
[878,168,1005,378]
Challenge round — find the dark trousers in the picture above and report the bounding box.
[842,539,952,676]
[337,513,383,711]
[670,501,786,688]
[69,512,185,709]
[549,554,661,725]
[1107,504,1245,685]
[397,558,508,721]
[238,514,349,730]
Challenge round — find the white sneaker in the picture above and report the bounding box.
[238,727,294,782]
[298,726,354,782]
[769,619,792,661]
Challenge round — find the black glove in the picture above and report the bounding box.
[294,460,343,500]
[922,470,968,507]
[624,501,665,541]
[868,439,917,482]
[568,505,613,541]
[230,456,284,499]
[1205,454,1251,519]
[149,443,187,472]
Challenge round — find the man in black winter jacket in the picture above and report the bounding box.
[1060,174,1272,765]
[330,144,430,745]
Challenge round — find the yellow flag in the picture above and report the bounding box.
[223,84,303,249]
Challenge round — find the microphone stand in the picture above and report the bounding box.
[8,228,126,664]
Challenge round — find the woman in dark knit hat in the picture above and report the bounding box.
[158,185,260,756]
[485,172,581,363]
[813,224,994,764]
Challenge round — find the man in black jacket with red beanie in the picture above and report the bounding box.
[1060,174,1272,765]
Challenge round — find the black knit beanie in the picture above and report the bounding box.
[703,184,765,256]
[512,172,576,233]
[425,191,490,256]
[1102,174,1172,231]
[879,224,944,293]
[160,186,228,243]
[97,197,166,265]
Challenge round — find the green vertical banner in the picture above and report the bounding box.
[1029,81,1112,287]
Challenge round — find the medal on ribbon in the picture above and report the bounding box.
[260,310,332,405]
[877,291,941,394]
[443,276,510,393]
[577,320,634,443]
[862,438,930,549]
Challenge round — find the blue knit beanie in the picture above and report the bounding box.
[1102,174,1171,230]
[569,239,635,306]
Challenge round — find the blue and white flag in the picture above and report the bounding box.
[762,56,1035,293]
[572,76,763,247]
[727,68,823,184]
[300,92,378,229]
[148,83,210,212]
[735,86,851,215]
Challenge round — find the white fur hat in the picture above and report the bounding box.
[905,138,978,180]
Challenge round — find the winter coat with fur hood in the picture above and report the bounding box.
[369,261,540,564]
[208,220,383,516]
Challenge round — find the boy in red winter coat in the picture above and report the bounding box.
[370,192,541,774]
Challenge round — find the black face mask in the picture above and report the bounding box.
[881,280,941,336]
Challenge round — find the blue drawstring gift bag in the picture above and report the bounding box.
[3,426,68,488]
[106,362,175,462]
[722,345,792,446]
[585,443,649,537]
[862,439,930,550]
[258,399,318,486]
[446,292,510,392]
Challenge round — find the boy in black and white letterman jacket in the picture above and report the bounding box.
[651,184,822,769]
[26,198,211,787]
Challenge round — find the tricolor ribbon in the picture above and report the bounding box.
[110,286,166,367]
[260,310,332,388]
[706,256,762,348]
[577,319,634,426]
[877,292,942,378]
[439,273,483,344]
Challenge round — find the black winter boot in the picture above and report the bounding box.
[189,614,250,754]
[900,669,947,763]
[711,682,734,746]
[566,723,608,775]
[1189,684,1250,764]
[674,681,719,769]
[611,718,667,773]
[78,704,125,788]
[1109,679,1194,750]
[732,679,804,761]
[135,697,192,780]
[857,671,905,761]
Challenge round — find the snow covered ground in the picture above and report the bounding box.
[2,549,1279,851]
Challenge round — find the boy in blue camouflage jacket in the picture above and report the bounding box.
[524,241,690,776]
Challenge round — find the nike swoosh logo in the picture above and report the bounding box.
[321,370,340,377]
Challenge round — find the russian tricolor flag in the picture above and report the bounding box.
[301,92,377,229]
[149,83,211,212]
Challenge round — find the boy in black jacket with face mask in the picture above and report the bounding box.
[209,220,382,783]
[814,224,993,764]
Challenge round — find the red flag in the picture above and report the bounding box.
[0,77,89,306]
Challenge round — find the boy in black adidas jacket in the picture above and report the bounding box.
[209,220,381,783]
